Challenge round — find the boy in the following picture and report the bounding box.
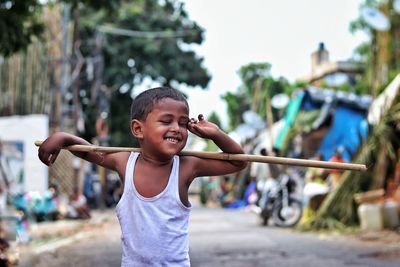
[38,87,247,266]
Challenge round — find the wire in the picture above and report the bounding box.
[97,26,197,39]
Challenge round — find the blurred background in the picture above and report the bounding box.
[1,0,400,266]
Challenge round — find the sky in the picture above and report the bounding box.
[177,0,368,128]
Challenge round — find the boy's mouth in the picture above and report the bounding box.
[165,136,181,144]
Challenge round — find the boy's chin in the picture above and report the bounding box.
[163,145,185,156]
[166,146,184,155]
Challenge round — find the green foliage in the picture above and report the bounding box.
[76,0,210,146]
[0,0,44,56]
[223,62,296,130]
[0,0,123,56]
[280,127,299,157]
[1,1,209,148]
[349,0,380,35]
[207,111,222,129]
[79,0,209,91]
[260,77,293,120]
[280,110,321,156]
[109,90,138,147]
[62,0,121,11]
[237,62,271,97]
[349,0,400,95]
[221,91,250,130]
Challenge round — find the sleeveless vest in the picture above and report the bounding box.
[116,152,191,266]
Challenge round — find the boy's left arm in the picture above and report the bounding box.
[187,115,247,177]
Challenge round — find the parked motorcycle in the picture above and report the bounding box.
[257,167,303,227]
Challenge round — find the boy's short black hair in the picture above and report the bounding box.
[131,86,188,120]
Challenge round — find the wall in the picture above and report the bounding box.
[0,115,49,193]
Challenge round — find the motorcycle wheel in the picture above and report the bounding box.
[272,198,302,227]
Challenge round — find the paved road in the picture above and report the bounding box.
[20,201,400,267]
[189,207,400,267]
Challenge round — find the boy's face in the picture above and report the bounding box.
[133,98,189,159]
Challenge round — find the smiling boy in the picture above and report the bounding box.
[38,86,247,266]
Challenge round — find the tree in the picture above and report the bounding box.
[349,0,400,96]
[221,91,250,130]
[79,0,209,90]
[298,0,400,231]
[75,0,210,146]
[0,0,122,56]
[222,62,295,130]
[62,0,121,10]
[207,111,222,129]
[0,0,44,56]
[0,1,210,146]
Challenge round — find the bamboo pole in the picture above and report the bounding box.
[34,141,367,172]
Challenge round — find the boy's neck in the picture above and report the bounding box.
[139,153,173,166]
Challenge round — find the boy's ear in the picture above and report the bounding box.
[131,119,143,139]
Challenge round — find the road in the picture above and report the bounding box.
[20,199,400,267]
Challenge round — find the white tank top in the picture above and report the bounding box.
[116,152,191,267]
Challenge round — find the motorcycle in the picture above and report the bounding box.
[257,167,303,227]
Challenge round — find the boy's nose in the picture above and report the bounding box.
[170,121,180,131]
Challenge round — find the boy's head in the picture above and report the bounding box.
[130,87,190,157]
[131,87,189,121]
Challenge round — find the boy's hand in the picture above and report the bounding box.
[186,114,248,177]
[187,114,221,139]
[38,133,65,166]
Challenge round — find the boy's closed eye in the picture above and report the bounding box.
[159,118,189,128]
[159,119,172,125]
[179,118,189,127]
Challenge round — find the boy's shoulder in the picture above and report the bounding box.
[178,155,199,177]
[108,152,132,178]
[179,155,199,166]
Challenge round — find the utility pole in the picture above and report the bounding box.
[60,3,71,132]
[92,30,108,208]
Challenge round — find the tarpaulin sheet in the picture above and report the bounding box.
[318,106,368,161]
[274,91,305,149]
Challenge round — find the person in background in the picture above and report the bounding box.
[327,146,346,188]
[304,153,326,185]
[68,187,91,219]
[218,176,234,206]
[301,153,329,223]
[250,148,272,195]
[42,186,59,221]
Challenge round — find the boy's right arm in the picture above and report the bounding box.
[38,132,128,175]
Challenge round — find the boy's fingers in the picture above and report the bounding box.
[38,151,50,166]
[38,149,44,162]
[187,124,196,132]
[49,151,59,165]
[38,149,59,166]
[188,124,200,136]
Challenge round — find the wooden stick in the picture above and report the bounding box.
[34,141,367,172]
